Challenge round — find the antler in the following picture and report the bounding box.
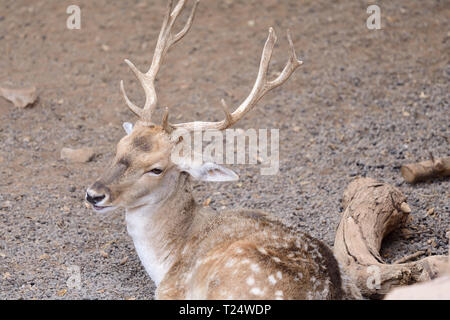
[166,27,303,131]
[120,0,199,124]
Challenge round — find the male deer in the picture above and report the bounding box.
[86,0,361,300]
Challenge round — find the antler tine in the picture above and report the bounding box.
[169,28,303,131]
[120,0,199,124]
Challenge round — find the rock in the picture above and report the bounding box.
[1,201,12,209]
[0,85,37,108]
[119,256,128,265]
[61,147,95,163]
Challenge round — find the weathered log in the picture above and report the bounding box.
[401,156,450,184]
[334,177,448,299]
[386,232,450,299]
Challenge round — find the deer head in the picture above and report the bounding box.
[86,0,303,213]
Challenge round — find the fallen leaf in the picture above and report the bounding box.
[203,198,211,206]
[57,289,67,297]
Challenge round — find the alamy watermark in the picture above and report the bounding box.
[366,265,381,290]
[366,5,381,30]
[66,265,82,290]
[170,128,279,175]
[66,5,81,30]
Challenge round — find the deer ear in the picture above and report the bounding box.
[183,162,239,182]
[123,122,134,135]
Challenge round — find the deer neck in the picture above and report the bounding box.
[125,172,197,285]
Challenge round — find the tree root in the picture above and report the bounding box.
[401,156,450,184]
[334,177,448,299]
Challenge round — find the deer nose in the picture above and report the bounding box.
[86,189,106,205]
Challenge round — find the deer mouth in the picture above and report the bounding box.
[92,204,116,213]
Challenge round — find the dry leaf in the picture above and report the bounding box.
[57,289,67,297]
[203,198,211,206]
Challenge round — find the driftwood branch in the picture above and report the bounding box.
[386,233,450,299]
[401,156,450,183]
[334,177,448,298]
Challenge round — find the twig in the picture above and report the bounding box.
[393,251,426,264]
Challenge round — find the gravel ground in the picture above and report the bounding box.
[0,0,448,299]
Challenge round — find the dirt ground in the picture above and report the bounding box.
[0,0,448,299]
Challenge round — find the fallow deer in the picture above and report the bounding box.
[86,0,361,300]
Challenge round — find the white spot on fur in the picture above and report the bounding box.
[272,256,281,263]
[276,271,282,279]
[241,259,250,264]
[275,290,283,296]
[268,275,277,285]
[250,287,264,296]
[235,248,243,254]
[225,259,235,268]
[246,276,255,286]
[250,263,260,272]
[257,247,267,255]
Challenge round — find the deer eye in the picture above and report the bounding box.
[146,168,163,176]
